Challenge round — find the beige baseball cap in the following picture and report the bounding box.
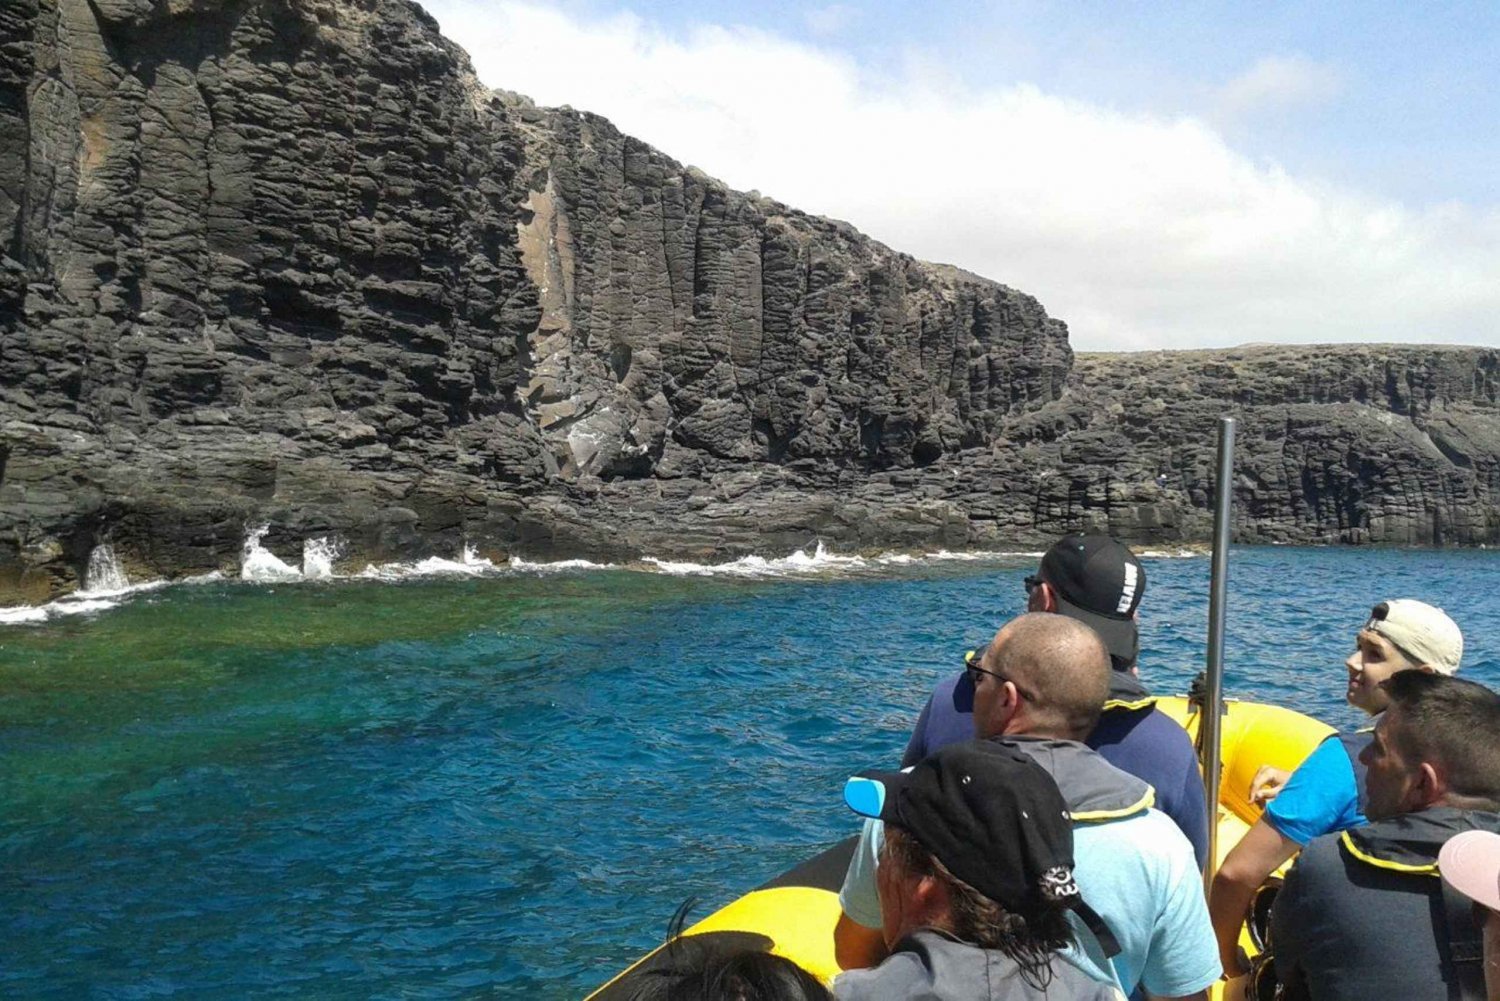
[1365,599,1463,674]
[1440,830,1500,911]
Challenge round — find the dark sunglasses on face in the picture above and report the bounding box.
[963,654,1029,700]
[1024,574,1043,595]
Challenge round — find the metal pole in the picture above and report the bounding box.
[1202,417,1235,891]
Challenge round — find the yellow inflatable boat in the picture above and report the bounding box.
[589,696,1333,1001]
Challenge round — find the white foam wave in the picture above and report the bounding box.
[241,525,302,582]
[644,541,868,577]
[359,543,501,580]
[82,543,129,593]
[0,577,172,626]
[507,556,614,572]
[922,549,1046,562]
[1139,548,1204,559]
[644,543,1051,578]
[182,570,226,585]
[302,537,343,579]
[49,597,124,617]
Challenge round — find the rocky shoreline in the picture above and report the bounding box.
[2,0,1496,604]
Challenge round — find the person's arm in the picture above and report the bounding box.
[834,818,890,970]
[833,912,888,971]
[1171,754,1211,873]
[900,695,933,768]
[1208,819,1299,975]
[1211,735,1355,973]
[1249,765,1292,805]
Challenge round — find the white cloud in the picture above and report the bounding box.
[1214,55,1344,122]
[422,1,1500,351]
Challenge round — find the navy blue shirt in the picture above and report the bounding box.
[903,669,1211,871]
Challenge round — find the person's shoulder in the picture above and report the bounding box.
[1135,807,1199,863]
[1277,737,1360,799]
[1286,829,1347,884]
[1133,707,1198,760]
[831,949,926,1000]
[1077,806,1192,862]
[928,669,964,699]
[1053,961,1128,1001]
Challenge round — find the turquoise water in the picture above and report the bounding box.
[3,547,1499,998]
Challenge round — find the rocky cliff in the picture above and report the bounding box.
[2,0,1496,602]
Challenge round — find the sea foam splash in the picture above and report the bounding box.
[0,529,1071,627]
[642,543,1044,578]
[302,537,342,579]
[508,556,614,572]
[82,544,130,594]
[643,541,853,577]
[359,542,500,580]
[0,544,177,626]
[241,525,302,582]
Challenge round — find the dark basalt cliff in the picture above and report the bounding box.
[1,0,1496,601]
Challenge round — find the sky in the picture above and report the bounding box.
[418,0,1500,351]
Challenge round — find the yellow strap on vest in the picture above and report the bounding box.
[1339,830,1439,875]
[1072,787,1156,822]
[1101,697,1156,712]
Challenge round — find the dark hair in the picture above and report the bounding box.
[627,902,831,1001]
[883,826,1073,991]
[1381,672,1500,810]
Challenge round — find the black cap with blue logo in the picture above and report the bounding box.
[844,741,1077,914]
[844,740,1120,955]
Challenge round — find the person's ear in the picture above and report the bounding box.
[910,873,949,924]
[1411,761,1445,810]
[1037,581,1058,613]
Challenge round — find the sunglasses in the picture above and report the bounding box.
[963,652,1030,700]
[1024,574,1044,594]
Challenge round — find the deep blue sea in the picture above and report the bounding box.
[3,545,1498,998]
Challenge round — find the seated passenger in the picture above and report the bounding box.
[903,534,1209,869]
[1270,672,1500,1001]
[837,613,1219,1000]
[628,928,832,1000]
[1440,830,1500,1001]
[834,740,1123,1000]
[1209,599,1464,975]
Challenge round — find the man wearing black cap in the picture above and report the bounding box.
[901,534,1209,870]
[834,741,1123,1000]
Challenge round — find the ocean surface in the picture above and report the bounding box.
[3,544,1499,998]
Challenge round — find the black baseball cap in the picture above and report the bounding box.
[843,741,1078,915]
[1035,534,1145,669]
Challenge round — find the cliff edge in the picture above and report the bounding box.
[1,0,1495,601]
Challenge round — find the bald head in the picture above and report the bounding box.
[981,612,1112,740]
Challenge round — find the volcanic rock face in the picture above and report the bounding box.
[1061,347,1500,545]
[1,0,1496,601]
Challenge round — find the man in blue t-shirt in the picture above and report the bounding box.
[1208,598,1465,978]
[900,534,1210,871]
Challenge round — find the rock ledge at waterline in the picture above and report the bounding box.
[2,0,1497,602]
